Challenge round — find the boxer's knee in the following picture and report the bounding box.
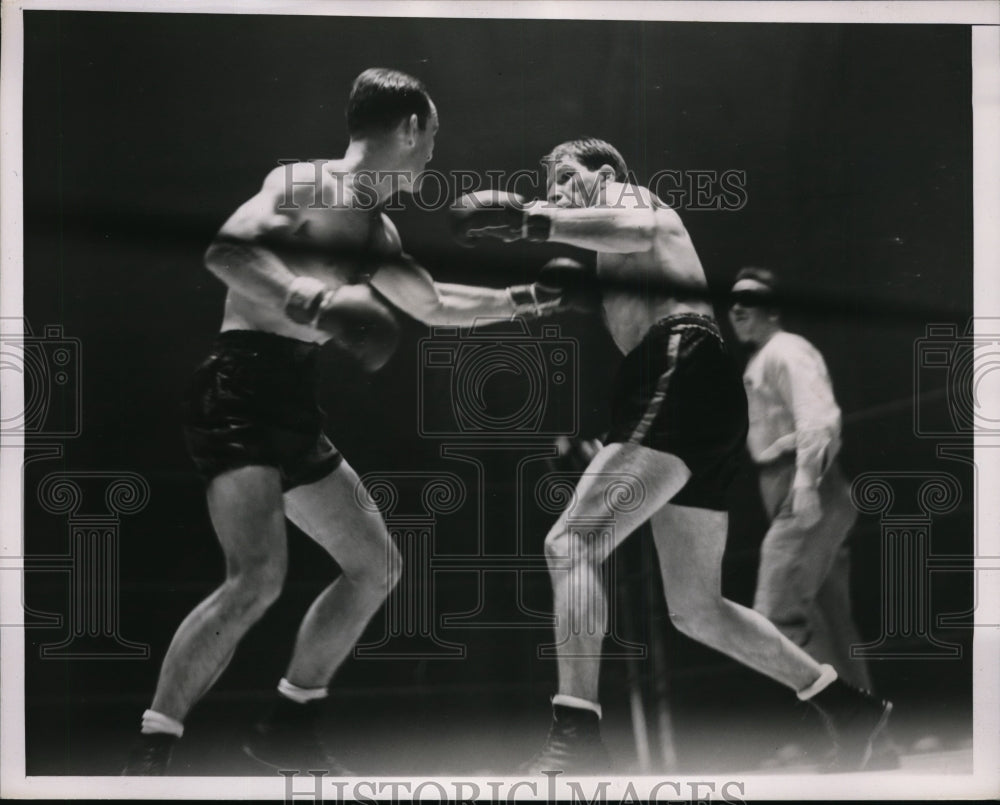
[344,528,402,598]
[221,555,287,620]
[544,528,605,575]
[379,541,403,593]
[544,527,586,564]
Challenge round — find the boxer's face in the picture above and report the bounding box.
[546,157,609,208]
[728,279,777,344]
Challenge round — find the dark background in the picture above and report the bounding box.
[20,12,974,775]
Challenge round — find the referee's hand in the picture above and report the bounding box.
[549,436,604,474]
[792,487,822,529]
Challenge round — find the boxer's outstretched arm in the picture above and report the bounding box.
[369,257,514,327]
[451,188,659,254]
[540,204,658,254]
[536,184,683,254]
[543,192,708,293]
[433,283,518,325]
[452,184,686,256]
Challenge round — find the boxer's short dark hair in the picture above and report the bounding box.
[544,138,629,182]
[347,68,433,136]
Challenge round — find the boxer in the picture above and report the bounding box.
[452,138,892,774]
[123,68,586,776]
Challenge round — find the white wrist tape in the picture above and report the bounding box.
[506,284,541,317]
[284,275,329,326]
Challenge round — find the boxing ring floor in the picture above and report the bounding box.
[25,663,972,778]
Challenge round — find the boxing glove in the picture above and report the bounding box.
[537,257,602,314]
[450,190,551,246]
[506,258,601,318]
[285,277,399,372]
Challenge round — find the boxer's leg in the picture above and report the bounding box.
[241,459,400,774]
[523,443,690,775]
[653,501,823,692]
[281,459,401,688]
[653,500,891,771]
[544,443,691,703]
[124,466,288,775]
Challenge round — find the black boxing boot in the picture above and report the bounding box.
[802,666,893,772]
[243,694,352,775]
[520,702,612,775]
[121,733,177,776]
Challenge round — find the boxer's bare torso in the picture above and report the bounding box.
[593,184,713,355]
[214,160,400,341]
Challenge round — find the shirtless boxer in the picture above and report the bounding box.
[122,68,582,776]
[451,138,893,773]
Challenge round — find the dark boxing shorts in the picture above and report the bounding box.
[606,314,749,511]
[182,330,343,491]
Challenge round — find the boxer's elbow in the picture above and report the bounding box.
[203,239,239,279]
[203,238,264,289]
[654,207,690,243]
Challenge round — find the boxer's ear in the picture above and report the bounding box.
[401,113,419,146]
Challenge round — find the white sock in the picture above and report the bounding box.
[278,677,328,704]
[552,693,603,720]
[797,664,838,701]
[140,709,184,738]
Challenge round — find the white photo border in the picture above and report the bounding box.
[2,0,998,800]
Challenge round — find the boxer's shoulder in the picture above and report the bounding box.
[261,160,368,215]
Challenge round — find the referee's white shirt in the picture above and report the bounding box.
[742,330,842,490]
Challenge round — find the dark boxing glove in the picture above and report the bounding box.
[506,258,601,318]
[285,276,400,372]
[450,190,551,247]
[538,257,602,314]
